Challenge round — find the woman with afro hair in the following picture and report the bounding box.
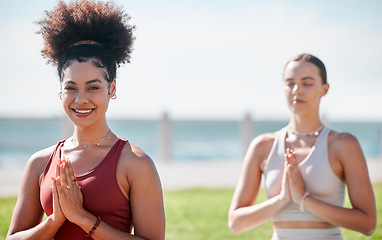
[7,1,165,239]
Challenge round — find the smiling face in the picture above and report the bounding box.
[60,60,116,129]
[283,60,329,117]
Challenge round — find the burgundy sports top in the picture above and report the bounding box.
[40,138,133,239]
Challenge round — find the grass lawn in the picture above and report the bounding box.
[1,183,381,239]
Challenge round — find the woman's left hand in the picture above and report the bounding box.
[285,148,305,204]
[56,157,85,224]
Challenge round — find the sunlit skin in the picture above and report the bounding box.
[60,60,116,139]
[283,60,329,132]
[228,59,376,237]
[6,59,165,240]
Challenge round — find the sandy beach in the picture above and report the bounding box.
[1,157,382,198]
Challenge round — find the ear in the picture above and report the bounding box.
[59,83,64,100]
[321,83,329,97]
[109,79,117,97]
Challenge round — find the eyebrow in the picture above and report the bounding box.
[301,77,316,81]
[285,76,316,81]
[64,79,103,85]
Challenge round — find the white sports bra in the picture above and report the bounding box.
[263,126,345,222]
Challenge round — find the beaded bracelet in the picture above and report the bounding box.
[86,216,101,238]
[299,192,310,212]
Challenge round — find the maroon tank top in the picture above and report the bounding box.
[40,138,133,239]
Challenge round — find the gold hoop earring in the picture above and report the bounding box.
[111,94,117,100]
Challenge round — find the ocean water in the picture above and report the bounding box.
[0,118,381,166]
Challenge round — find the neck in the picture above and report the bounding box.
[73,122,111,141]
[289,114,322,133]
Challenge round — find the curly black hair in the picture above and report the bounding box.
[37,0,135,83]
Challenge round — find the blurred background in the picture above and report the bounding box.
[0,0,381,185]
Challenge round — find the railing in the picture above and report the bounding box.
[0,115,381,164]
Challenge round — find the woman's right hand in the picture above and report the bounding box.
[50,160,66,226]
[279,155,292,204]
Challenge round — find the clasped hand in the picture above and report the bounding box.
[280,148,306,205]
[51,157,84,226]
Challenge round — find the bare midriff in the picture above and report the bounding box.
[273,221,335,229]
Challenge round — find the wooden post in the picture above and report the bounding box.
[380,123,382,158]
[241,113,253,158]
[158,112,171,162]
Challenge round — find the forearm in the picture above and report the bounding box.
[304,196,376,235]
[7,215,62,240]
[76,212,149,240]
[229,195,288,235]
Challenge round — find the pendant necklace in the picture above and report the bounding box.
[288,125,324,138]
[70,129,112,148]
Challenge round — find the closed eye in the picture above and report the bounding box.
[285,82,295,87]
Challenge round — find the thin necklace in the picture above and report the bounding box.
[288,125,324,138]
[70,129,112,148]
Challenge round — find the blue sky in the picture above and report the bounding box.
[0,0,381,121]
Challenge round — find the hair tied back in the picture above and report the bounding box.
[70,40,103,49]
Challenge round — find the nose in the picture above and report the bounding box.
[75,90,88,104]
[292,83,301,95]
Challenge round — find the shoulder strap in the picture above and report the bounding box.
[41,140,65,183]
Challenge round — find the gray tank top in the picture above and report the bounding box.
[263,126,345,222]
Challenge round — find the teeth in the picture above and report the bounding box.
[76,109,92,113]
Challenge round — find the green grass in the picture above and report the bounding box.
[164,188,272,240]
[0,197,16,240]
[1,184,381,239]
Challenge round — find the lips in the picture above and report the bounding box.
[75,109,92,114]
[72,108,95,117]
[292,98,305,104]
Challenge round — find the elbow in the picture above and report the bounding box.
[360,215,376,236]
[228,222,242,236]
[5,232,13,240]
[228,214,243,236]
[364,230,375,237]
[363,222,376,236]
[362,227,375,237]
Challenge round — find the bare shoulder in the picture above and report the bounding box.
[328,130,361,155]
[119,141,158,179]
[328,130,359,144]
[244,131,279,172]
[328,130,366,173]
[248,131,279,161]
[7,145,57,236]
[26,145,57,177]
[251,132,278,150]
[229,131,280,209]
[120,141,155,165]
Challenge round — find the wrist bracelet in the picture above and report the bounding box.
[299,192,310,212]
[86,216,101,238]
